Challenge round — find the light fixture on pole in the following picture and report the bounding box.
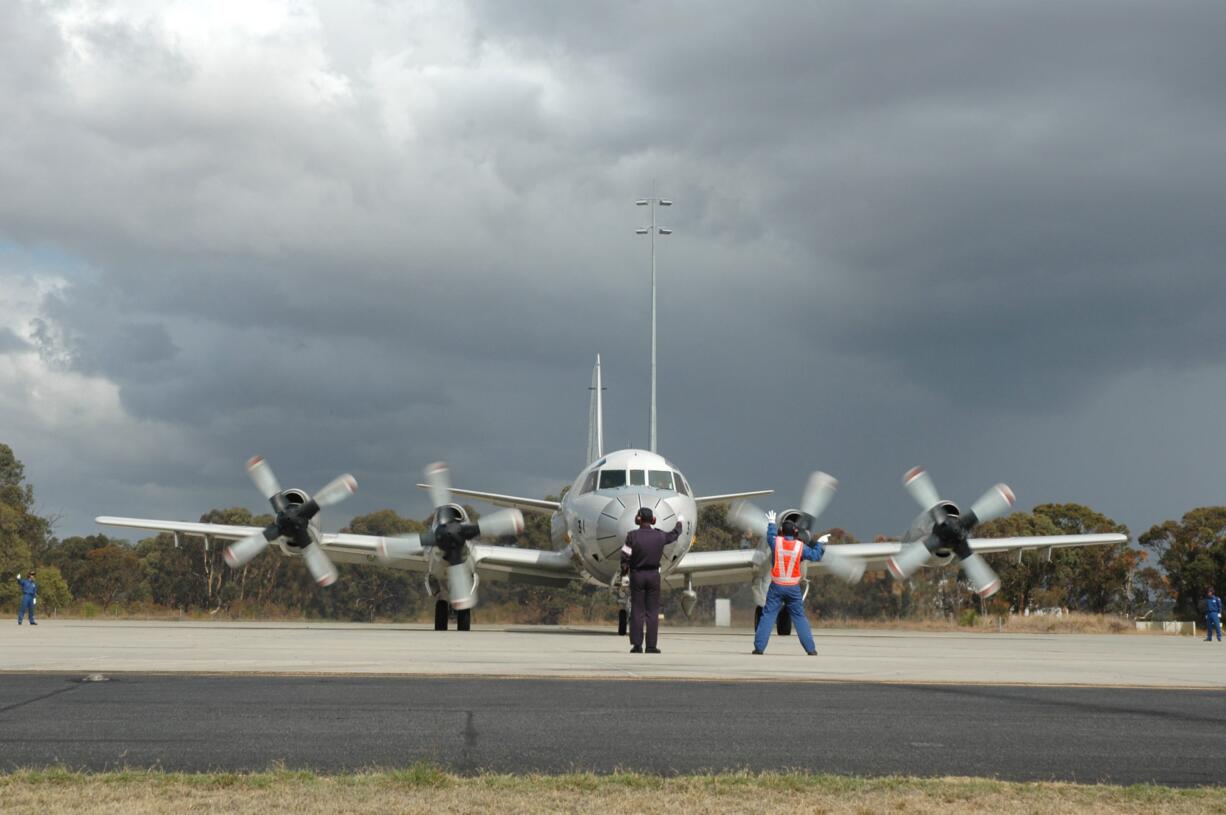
[636,193,672,453]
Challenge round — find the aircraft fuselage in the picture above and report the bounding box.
[552,448,697,585]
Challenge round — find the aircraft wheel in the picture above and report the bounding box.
[754,605,763,630]
[456,609,471,631]
[777,613,792,637]
[434,599,449,631]
[618,609,628,637]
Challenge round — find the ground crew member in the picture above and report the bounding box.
[16,572,37,626]
[621,507,683,654]
[752,512,822,655]
[1205,588,1222,642]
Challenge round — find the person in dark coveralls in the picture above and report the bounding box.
[621,507,684,654]
[16,571,37,625]
[752,511,823,655]
[1205,588,1222,642]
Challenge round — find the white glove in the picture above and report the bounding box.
[15,573,20,580]
[32,598,36,605]
[677,514,685,526]
[765,510,777,524]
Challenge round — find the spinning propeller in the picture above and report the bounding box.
[222,456,357,587]
[376,462,524,609]
[885,466,1015,598]
[729,471,865,583]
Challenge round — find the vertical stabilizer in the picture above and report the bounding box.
[587,354,605,464]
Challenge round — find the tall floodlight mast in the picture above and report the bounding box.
[636,193,672,452]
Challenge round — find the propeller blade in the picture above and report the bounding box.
[300,541,338,587]
[820,549,865,584]
[314,473,358,508]
[376,534,423,563]
[799,471,838,524]
[246,456,282,500]
[447,562,475,610]
[969,483,1016,526]
[728,500,768,540]
[425,461,453,509]
[961,552,1002,598]
[886,540,933,580]
[475,508,524,539]
[902,466,941,512]
[223,531,275,569]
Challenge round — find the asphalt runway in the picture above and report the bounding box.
[0,673,1222,785]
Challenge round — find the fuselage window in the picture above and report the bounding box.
[580,471,598,494]
[598,469,627,489]
[648,470,674,490]
[672,472,689,496]
[629,470,646,486]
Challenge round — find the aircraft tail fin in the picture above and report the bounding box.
[587,354,604,464]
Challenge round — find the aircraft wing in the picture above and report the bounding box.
[471,543,581,588]
[666,548,764,588]
[692,490,773,507]
[664,532,1126,588]
[797,533,1128,572]
[96,516,264,542]
[414,484,561,514]
[98,515,583,587]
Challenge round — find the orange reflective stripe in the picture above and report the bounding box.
[771,537,803,585]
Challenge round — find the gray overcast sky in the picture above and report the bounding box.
[2,0,1225,542]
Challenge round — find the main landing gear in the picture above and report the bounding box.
[753,605,792,636]
[433,600,472,631]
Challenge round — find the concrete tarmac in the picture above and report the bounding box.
[0,673,1222,784]
[1,620,1222,687]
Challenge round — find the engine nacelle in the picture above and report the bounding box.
[273,489,320,554]
[431,503,470,526]
[901,501,960,567]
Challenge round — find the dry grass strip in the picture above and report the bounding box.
[1,767,1223,815]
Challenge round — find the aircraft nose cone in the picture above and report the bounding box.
[594,496,680,561]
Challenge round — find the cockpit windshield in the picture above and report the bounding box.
[647,470,674,490]
[598,469,627,489]
[672,472,689,496]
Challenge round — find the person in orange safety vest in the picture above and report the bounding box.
[752,511,824,655]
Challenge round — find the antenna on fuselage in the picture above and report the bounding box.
[587,354,605,464]
[635,190,672,452]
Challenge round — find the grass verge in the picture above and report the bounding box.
[1,766,1222,814]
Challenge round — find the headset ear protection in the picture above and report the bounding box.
[636,507,656,525]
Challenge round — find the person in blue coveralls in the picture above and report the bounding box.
[16,571,37,625]
[752,512,823,656]
[1205,588,1222,642]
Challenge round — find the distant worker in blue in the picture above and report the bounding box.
[16,571,37,626]
[1205,588,1222,643]
[752,512,822,656]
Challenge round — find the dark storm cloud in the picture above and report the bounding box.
[1,1,1224,542]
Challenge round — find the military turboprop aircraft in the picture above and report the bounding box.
[97,355,1126,634]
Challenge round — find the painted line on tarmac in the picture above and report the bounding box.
[0,669,1220,691]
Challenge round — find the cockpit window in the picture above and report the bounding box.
[629,470,646,486]
[580,471,598,494]
[672,472,689,496]
[598,469,627,489]
[648,470,674,490]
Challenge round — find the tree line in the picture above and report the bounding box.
[1,443,1222,622]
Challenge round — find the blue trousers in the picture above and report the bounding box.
[18,597,35,624]
[1206,614,1222,641]
[753,583,815,654]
